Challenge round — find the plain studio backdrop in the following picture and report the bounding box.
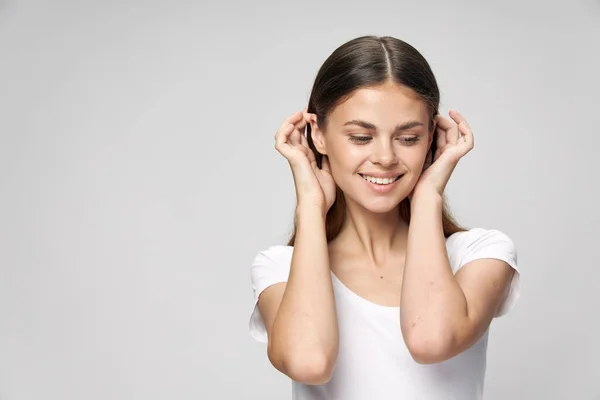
[0,0,599,399]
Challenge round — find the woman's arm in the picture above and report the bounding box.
[400,191,514,364]
[258,204,338,384]
[259,108,339,383]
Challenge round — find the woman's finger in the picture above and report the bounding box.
[321,154,331,172]
[300,133,316,165]
[274,110,304,140]
[274,123,295,152]
[289,110,314,147]
[436,114,460,145]
[436,122,446,151]
[449,109,474,149]
[292,111,310,139]
[449,109,471,130]
[289,126,301,146]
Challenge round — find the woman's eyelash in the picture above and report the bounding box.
[349,136,371,143]
[400,137,420,144]
[349,136,420,145]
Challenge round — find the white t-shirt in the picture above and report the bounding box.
[248,227,521,400]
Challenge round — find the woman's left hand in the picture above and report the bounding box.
[409,109,474,201]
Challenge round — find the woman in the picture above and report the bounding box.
[248,35,521,400]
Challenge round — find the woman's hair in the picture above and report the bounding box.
[287,35,467,246]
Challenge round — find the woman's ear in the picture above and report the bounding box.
[309,114,327,155]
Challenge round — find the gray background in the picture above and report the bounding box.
[1,0,598,399]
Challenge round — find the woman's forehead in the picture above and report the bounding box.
[328,85,429,127]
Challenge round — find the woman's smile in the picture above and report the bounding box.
[358,173,404,193]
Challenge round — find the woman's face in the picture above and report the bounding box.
[310,81,435,214]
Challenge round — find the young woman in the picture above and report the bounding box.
[248,35,521,400]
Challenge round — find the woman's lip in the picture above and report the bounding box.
[359,174,403,193]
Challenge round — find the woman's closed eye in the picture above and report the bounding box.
[349,136,421,145]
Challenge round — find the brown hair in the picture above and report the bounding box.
[287,36,467,246]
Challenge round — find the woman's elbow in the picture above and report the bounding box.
[405,337,449,365]
[268,348,335,385]
[288,354,335,385]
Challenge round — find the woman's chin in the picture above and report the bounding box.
[352,195,407,214]
[364,201,403,214]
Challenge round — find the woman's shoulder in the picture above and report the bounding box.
[254,244,293,257]
[252,244,294,268]
[446,227,517,267]
[446,227,514,245]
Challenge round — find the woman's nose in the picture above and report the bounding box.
[372,140,398,167]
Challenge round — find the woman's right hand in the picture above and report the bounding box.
[274,107,336,215]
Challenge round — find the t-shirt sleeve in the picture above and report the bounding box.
[248,245,292,343]
[456,228,521,318]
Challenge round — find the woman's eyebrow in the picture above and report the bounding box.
[342,119,425,132]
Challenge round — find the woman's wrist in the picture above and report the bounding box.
[296,202,328,221]
[410,188,443,211]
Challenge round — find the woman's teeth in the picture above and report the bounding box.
[360,174,400,185]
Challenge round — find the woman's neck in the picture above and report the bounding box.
[331,200,409,268]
